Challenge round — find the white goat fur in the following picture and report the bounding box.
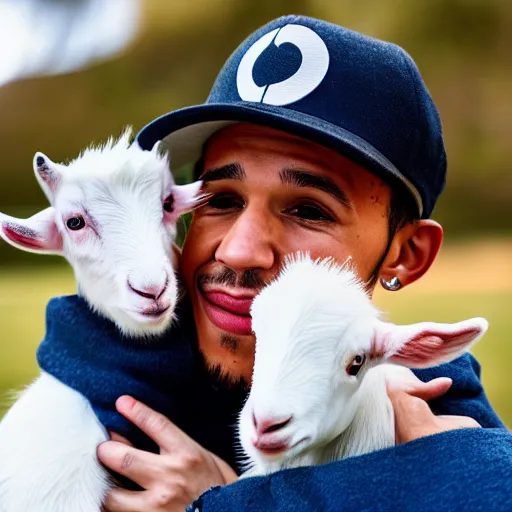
[239,254,488,476]
[0,130,204,512]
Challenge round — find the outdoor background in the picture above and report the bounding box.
[0,0,510,426]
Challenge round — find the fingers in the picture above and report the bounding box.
[437,415,481,429]
[115,396,187,452]
[100,397,237,511]
[390,390,437,444]
[103,488,149,512]
[109,431,133,446]
[407,377,453,401]
[387,372,453,402]
[388,377,481,444]
[105,486,190,512]
[97,441,161,489]
[386,376,452,444]
[209,451,239,485]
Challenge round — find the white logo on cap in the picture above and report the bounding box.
[236,24,330,106]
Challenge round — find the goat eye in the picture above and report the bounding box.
[163,195,174,213]
[66,217,85,231]
[346,354,366,377]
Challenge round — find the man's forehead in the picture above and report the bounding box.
[203,122,363,174]
[207,122,325,151]
[209,123,309,145]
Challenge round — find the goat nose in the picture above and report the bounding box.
[252,412,293,436]
[128,276,168,300]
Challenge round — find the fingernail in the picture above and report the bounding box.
[116,395,136,411]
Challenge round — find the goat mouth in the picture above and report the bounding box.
[254,439,291,455]
[256,436,310,457]
[139,306,171,318]
[142,306,171,317]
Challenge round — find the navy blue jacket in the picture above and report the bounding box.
[191,428,512,512]
[37,295,247,467]
[37,295,511,511]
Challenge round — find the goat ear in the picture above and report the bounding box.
[0,207,63,255]
[151,141,163,154]
[372,318,488,368]
[169,181,210,216]
[33,152,63,203]
[151,140,172,166]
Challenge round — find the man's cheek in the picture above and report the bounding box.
[181,225,217,291]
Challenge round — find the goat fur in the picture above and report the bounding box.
[239,254,488,477]
[0,130,204,512]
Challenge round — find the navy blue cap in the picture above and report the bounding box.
[137,15,447,218]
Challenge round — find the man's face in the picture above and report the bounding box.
[181,123,393,382]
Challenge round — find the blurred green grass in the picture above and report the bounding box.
[0,260,510,426]
[0,265,75,412]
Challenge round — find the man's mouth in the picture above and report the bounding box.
[201,289,254,335]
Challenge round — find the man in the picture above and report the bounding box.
[89,15,511,511]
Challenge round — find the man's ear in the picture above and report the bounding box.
[0,207,63,255]
[379,220,443,289]
[371,317,488,368]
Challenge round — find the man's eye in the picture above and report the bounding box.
[208,194,244,210]
[287,204,334,222]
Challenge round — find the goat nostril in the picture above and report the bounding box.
[263,417,292,434]
[128,281,157,300]
[253,414,293,435]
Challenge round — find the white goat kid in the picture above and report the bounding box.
[239,254,488,477]
[0,130,205,512]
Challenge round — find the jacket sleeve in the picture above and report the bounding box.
[412,353,506,428]
[190,428,512,512]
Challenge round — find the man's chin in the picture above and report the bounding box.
[199,352,250,392]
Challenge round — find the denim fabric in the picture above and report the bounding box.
[189,428,512,512]
[37,295,246,467]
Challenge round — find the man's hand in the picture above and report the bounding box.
[97,396,238,512]
[387,375,481,444]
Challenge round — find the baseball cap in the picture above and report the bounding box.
[136,15,447,218]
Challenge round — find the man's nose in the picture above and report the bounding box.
[215,207,275,271]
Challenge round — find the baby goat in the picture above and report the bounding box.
[239,254,488,476]
[0,130,205,512]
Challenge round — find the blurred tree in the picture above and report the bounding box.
[29,0,89,72]
[0,0,139,86]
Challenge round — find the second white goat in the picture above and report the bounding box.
[239,254,487,476]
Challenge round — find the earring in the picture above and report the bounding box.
[380,276,402,291]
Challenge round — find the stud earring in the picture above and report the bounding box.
[380,276,402,291]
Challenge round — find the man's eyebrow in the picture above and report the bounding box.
[280,168,354,209]
[199,163,245,183]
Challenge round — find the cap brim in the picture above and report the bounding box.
[136,102,423,216]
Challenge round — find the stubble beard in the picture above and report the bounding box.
[195,266,265,391]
